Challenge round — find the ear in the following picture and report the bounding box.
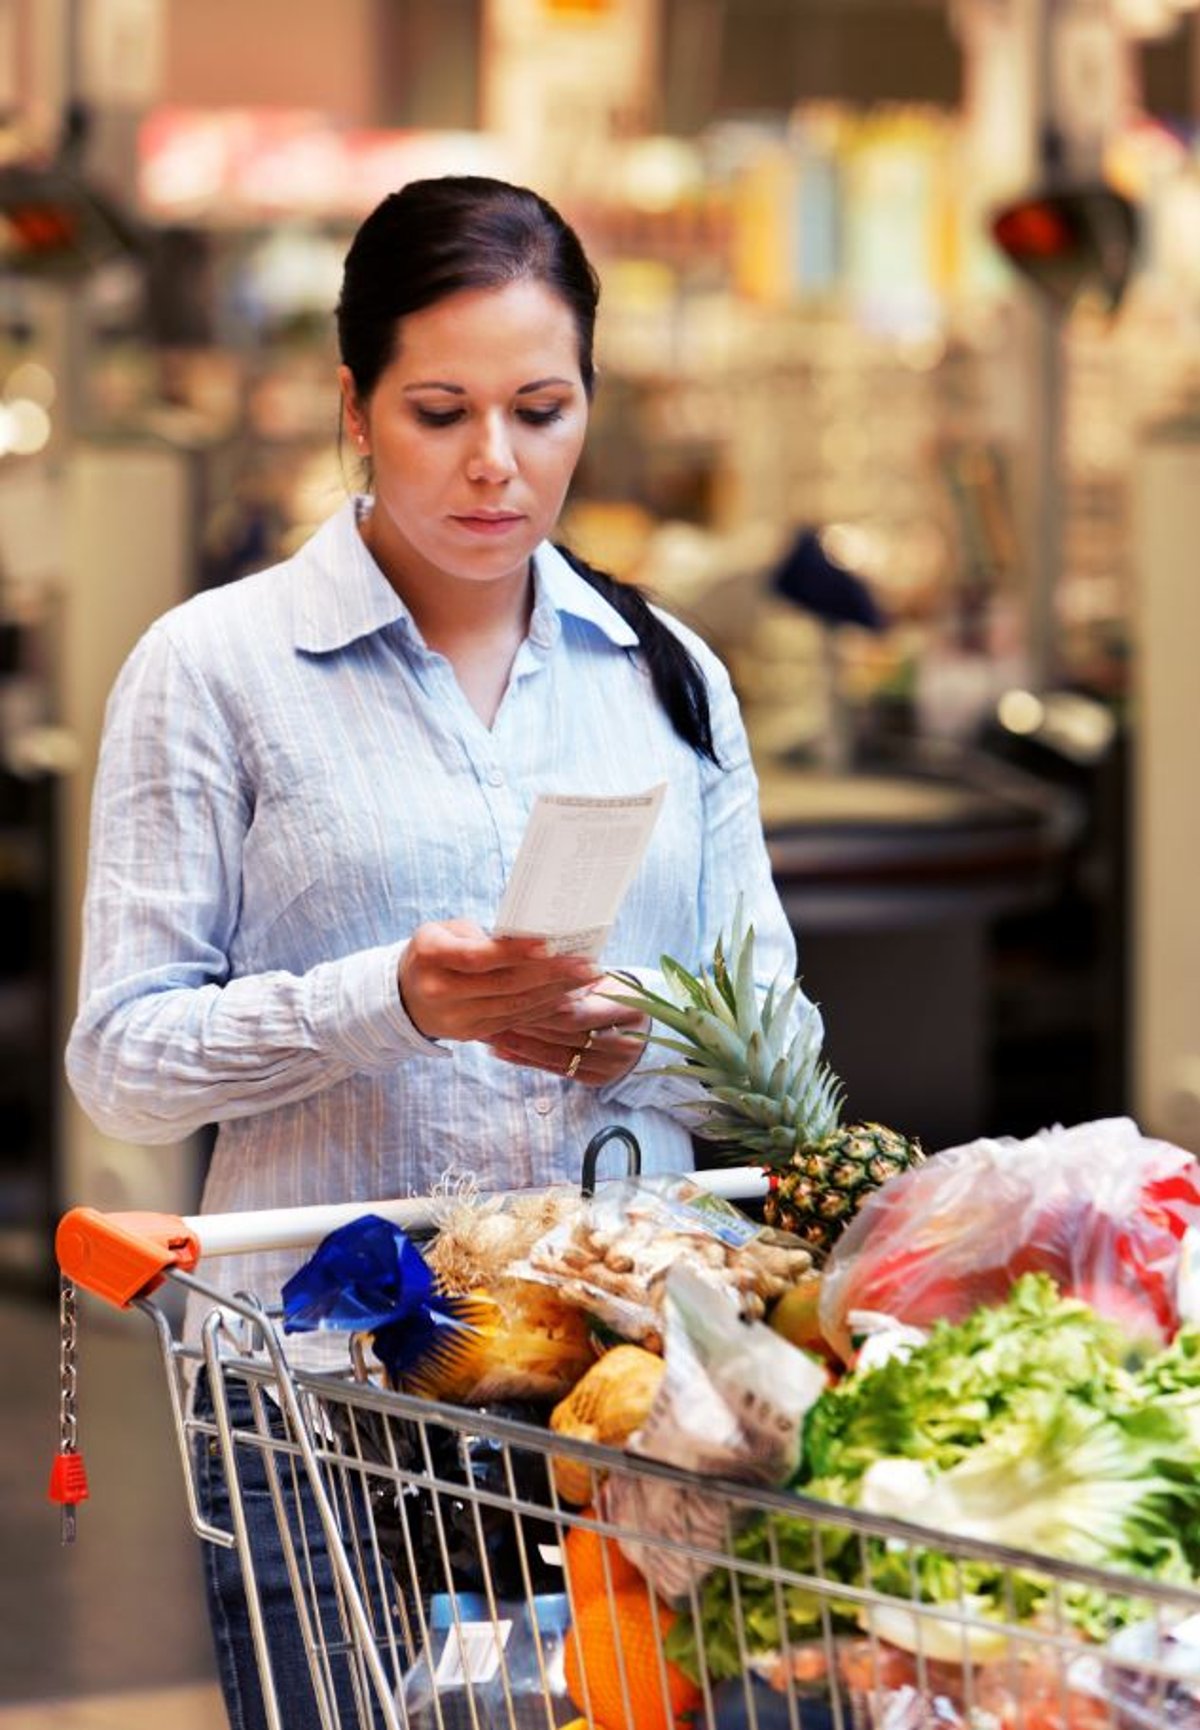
[338,366,369,453]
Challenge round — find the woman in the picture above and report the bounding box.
[66,176,810,1729]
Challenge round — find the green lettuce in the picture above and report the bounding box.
[666,1274,1200,1682]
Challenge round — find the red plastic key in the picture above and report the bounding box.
[48,1449,90,1542]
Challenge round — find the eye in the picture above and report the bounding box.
[516,405,565,427]
[413,406,464,428]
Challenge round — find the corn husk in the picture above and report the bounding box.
[423,1176,581,1294]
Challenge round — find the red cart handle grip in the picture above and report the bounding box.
[55,1208,202,1308]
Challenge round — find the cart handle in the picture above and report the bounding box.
[55,1166,769,1309]
[55,1208,203,1308]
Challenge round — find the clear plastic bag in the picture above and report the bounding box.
[819,1118,1200,1363]
[712,1636,1113,1730]
[400,1592,578,1729]
[1102,1614,1200,1730]
[603,1265,827,1603]
[518,1172,812,1350]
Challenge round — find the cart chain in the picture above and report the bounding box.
[48,1273,90,1544]
[59,1274,79,1458]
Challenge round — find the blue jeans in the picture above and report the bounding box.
[192,1370,394,1729]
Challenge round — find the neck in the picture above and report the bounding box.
[356,505,536,724]
[411,564,533,657]
[425,583,532,728]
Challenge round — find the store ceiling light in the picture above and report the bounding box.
[0,399,51,457]
[1115,0,1198,37]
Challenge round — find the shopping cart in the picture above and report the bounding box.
[52,1156,1200,1730]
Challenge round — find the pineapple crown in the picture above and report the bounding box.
[611,901,845,1158]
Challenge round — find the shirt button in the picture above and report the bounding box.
[533,1096,554,1115]
[486,766,505,787]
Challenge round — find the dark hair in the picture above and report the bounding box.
[555,544,718,764]
[337,176,718,764]
[337,175,600,399]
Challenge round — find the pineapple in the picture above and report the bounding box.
[613,907,924,1259]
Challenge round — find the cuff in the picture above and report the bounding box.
[312,941,451,1070]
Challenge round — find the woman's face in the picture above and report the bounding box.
[341,278,590,601]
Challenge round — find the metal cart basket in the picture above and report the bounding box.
[53,1179,1200,1730]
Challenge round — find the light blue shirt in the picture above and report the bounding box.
[65,499,807,1315]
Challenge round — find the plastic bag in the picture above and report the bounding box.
[519,1172,812,1350]
[603,1265,827,1602]
[1102,1614,1200,1730]
[819,1118,1200,1364]
[401,1592,578,1729]
[327,1396,564,1619]
[281,1213,487,1392]
[710,1637,1112,1730]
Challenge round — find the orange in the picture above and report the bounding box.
[563,1581,701,1730]
[563,1520,644,1609]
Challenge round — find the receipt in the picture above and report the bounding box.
[494,785,666,958]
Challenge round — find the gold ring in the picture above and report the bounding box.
[565,1049,584,1079]
[583,1029,597,1051]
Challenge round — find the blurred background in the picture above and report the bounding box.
[2,0,1200,1719]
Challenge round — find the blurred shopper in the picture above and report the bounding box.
[65,176,811,1729]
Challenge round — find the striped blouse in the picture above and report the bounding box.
[65,498,811,1325]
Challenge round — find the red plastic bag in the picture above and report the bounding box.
[818,1117,1200,1363]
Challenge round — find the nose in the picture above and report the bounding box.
[466,411,517,484]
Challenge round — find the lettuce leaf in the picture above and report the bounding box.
[802,1272,1140,1484]
[668,1274,1200,1682]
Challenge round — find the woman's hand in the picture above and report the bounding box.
[486,976,649,1087]
[398,920,601,1043]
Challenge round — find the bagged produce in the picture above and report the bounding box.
[548,1343,666,1504]
[603,1265,826,1602]
[559,1519,702,1730]
[519,1172,812,1350]
[818,1117,1200,1363]
[421,1179,581,1292]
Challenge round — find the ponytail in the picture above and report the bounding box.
[554,545,720,766]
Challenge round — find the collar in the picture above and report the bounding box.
[292,500,410,653]
[529,541,640,650]
[291,498,640,654]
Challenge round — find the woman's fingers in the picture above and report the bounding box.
[488,1018,647,1086]
[398,921,600,1041]
[511,979,647,1037]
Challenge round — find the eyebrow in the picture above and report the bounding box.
[402,377,576,396]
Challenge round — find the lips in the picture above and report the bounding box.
[453,512,525,535]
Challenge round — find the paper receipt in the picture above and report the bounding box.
[494,784,666,958]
